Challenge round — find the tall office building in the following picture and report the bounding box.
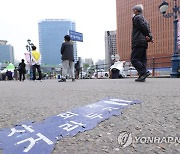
[0,40,14,64]
[116,0,180,61]
[105,31,117,65]
[38,19,77,65]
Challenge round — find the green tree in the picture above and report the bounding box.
[83,63,89,71]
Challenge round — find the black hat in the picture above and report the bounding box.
[31,45,36,50]
[64,35,71,41]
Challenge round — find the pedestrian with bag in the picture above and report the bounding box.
[75,61,80,79]
[18,59,26,81]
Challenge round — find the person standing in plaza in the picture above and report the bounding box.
[59,35,75,82]
[75,61,80,79]
[31,45,42,81]
[131,4,154,82]
[13,67,18,80]
[18,59,26,81]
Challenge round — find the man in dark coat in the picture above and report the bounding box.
[131,4,154,82]
[75,61,80,79]
[59,35,75,82]
[18,59,26,81]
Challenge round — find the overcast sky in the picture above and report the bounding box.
[0,0,116,63]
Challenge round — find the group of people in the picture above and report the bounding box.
[59,4,154,83]
[12,36,78,82]
[16,36,78,82]
[12,4,154,83]
[17,45,42,81]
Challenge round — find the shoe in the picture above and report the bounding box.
[135,76,145,82]
[40,80,42,82]
[143,71,151,79]
[72,78,75,82]
[135,71,151,82]
[58,78,66,82]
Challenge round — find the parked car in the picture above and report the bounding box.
[126,66,152,77]
[79,72,88,79]
[92,69,109,79]
[126,66,138,76]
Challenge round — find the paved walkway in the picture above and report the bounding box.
[0,78,179,154]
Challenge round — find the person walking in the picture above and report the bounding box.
[18,59,26,81]
[131,4,154,82]
[31,45,42,81]
[59,35,75,82]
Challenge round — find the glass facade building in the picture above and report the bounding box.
[0,41,14,64]
[38,19,77,65]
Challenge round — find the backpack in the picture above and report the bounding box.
[18,64,21,71]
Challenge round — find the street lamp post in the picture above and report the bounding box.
[26,39,34,79]
[159,0,180,78]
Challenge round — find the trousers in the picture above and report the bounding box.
[131,47,147,76]
[32,64,42,80]
[19,72,25,81]
[62,60,75,79]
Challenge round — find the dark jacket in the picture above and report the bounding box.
[75,62,80,70]
[18,62,26,73]
[132,14,152,49]
[61,41,74,61]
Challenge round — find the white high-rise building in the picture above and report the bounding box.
[105,31,118,66]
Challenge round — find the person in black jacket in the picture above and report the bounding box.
[131,4,154,82]
[59,35,75,82]
[75,61,80,79]
[18,59,26,81]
